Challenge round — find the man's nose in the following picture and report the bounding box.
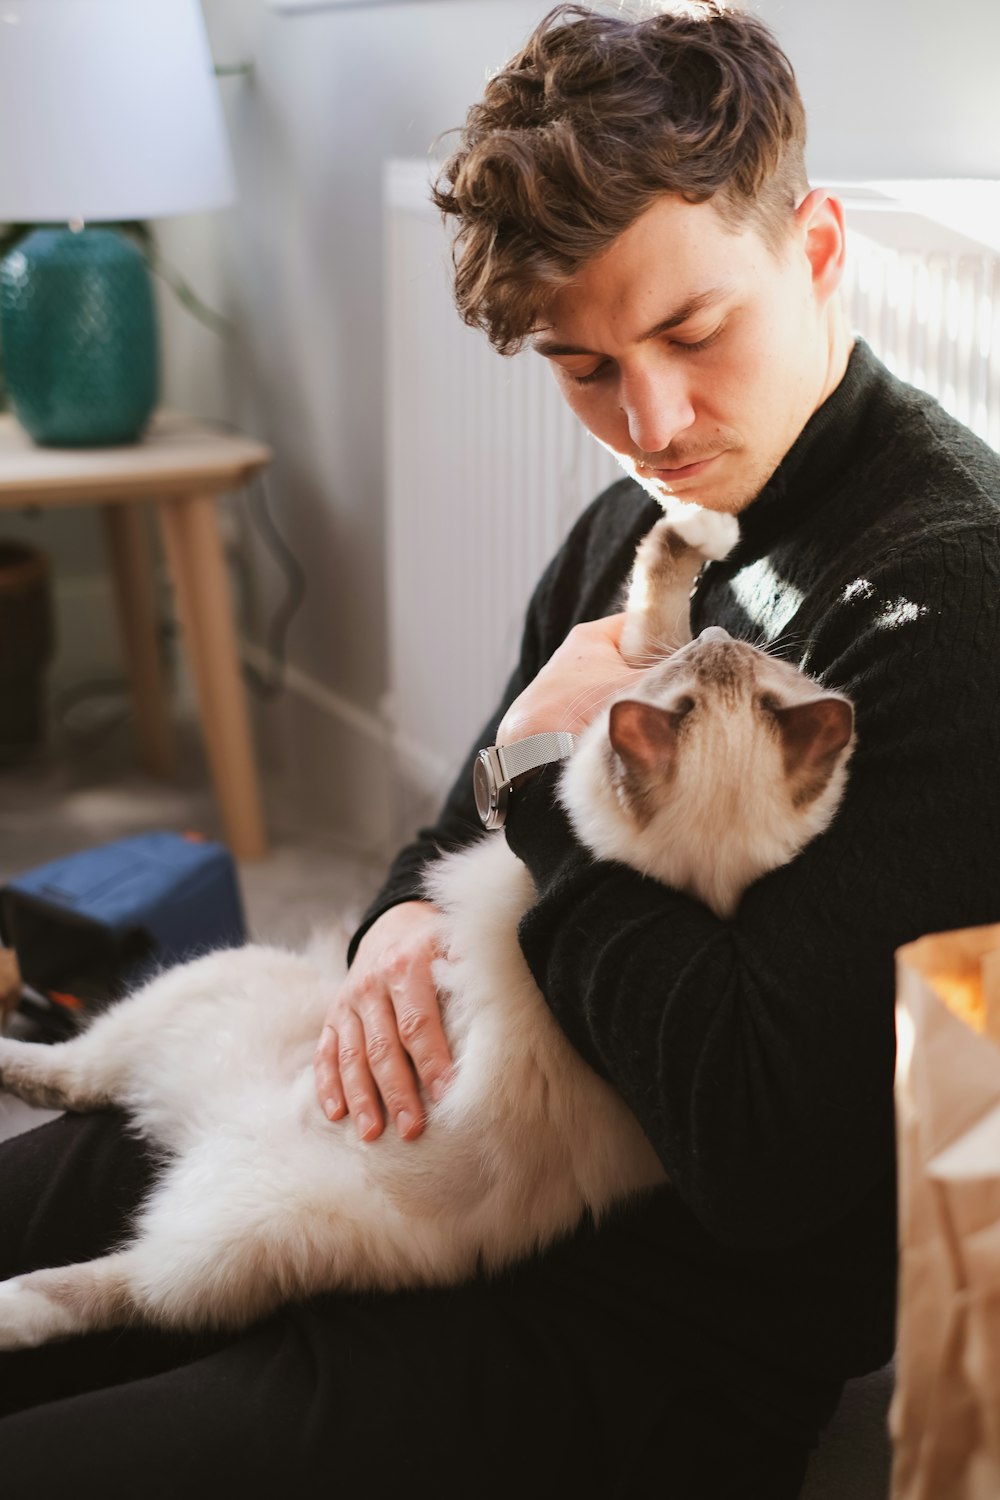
[620,363,695,456]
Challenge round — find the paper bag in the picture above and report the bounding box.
[892,923,1000,1500]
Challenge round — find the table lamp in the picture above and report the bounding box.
[0,0,236,447]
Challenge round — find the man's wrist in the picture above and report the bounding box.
[503,763,581,887]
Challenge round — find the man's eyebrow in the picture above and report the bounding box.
[531,284,734,358]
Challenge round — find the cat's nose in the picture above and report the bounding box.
[698,626,732,644]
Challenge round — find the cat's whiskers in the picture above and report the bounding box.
[561,672,645,732]
[626,636,678,666]
[749,626,810,664]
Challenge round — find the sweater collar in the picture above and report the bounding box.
[733,338,883,558]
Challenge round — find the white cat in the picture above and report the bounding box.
[0,510,854,1350]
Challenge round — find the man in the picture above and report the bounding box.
[312,0,1000,1492]
[2,5,997,1497]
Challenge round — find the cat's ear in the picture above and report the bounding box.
[609,698,684,779]
[773,695,854,803]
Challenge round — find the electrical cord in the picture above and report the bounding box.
[238,466,309,700]
[201,419,309,701]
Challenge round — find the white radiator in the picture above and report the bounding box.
[840,198,1000,450]
[384,163,1000,808]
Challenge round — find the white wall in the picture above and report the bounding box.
[750,0,1000,180]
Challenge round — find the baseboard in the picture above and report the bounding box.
[241,644,453,860]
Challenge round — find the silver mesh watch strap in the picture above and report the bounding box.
[496,731,579,781]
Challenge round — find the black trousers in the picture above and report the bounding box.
[0,1111,839,1498]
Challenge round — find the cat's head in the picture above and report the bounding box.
[558,627,855,918]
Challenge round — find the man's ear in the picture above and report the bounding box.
[794,188,846,305]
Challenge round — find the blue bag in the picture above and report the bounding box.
[0,831,245,1013]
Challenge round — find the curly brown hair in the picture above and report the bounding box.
[431,3,808,354]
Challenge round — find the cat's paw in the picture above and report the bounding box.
[668,507,739,561]
[0,1278,76,1350]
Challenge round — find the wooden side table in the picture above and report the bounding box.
[0,411,273,860]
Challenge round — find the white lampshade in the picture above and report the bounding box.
[0,0,236,223]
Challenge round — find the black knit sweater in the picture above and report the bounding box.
[353,340,1000,1400]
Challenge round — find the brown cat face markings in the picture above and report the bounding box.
[563,516,855,918]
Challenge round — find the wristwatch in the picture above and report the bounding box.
[473,731,579,830]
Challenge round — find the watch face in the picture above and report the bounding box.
[473,752,494,824]
[473,748,509,829]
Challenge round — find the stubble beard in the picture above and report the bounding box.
[626,442,782,518]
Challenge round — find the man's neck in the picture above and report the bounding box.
[817,297,855,411]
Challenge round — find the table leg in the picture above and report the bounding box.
[156,491,267,860]
[102,502,175,777]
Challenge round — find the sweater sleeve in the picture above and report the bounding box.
[505,525,1000,1253]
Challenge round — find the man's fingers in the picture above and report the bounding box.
[311,901,452,1140]
[394,970,454,1105]
[345,967,438,1140]
[314,1024,347,1122]
[335,1009,387,1141]
[359,992,426,1140]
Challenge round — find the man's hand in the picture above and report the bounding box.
[314,901,453,1142]
[497,612,641,744]
[315,614,637,1140]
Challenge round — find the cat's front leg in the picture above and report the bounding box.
[622,511,739,663]
[0,1036,118,1113]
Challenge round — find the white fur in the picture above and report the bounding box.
[0,856,664,1347]
[666,505,739,560]
[0,1280,82,1350]
[0,517,851,1348]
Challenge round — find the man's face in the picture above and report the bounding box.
[532,192,844,514]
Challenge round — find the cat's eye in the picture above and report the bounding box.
[673,694,696,718]
[757,693,782,715]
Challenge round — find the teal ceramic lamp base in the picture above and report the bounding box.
[0,226,159,448]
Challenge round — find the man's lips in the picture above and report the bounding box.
[640,454,720,482]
